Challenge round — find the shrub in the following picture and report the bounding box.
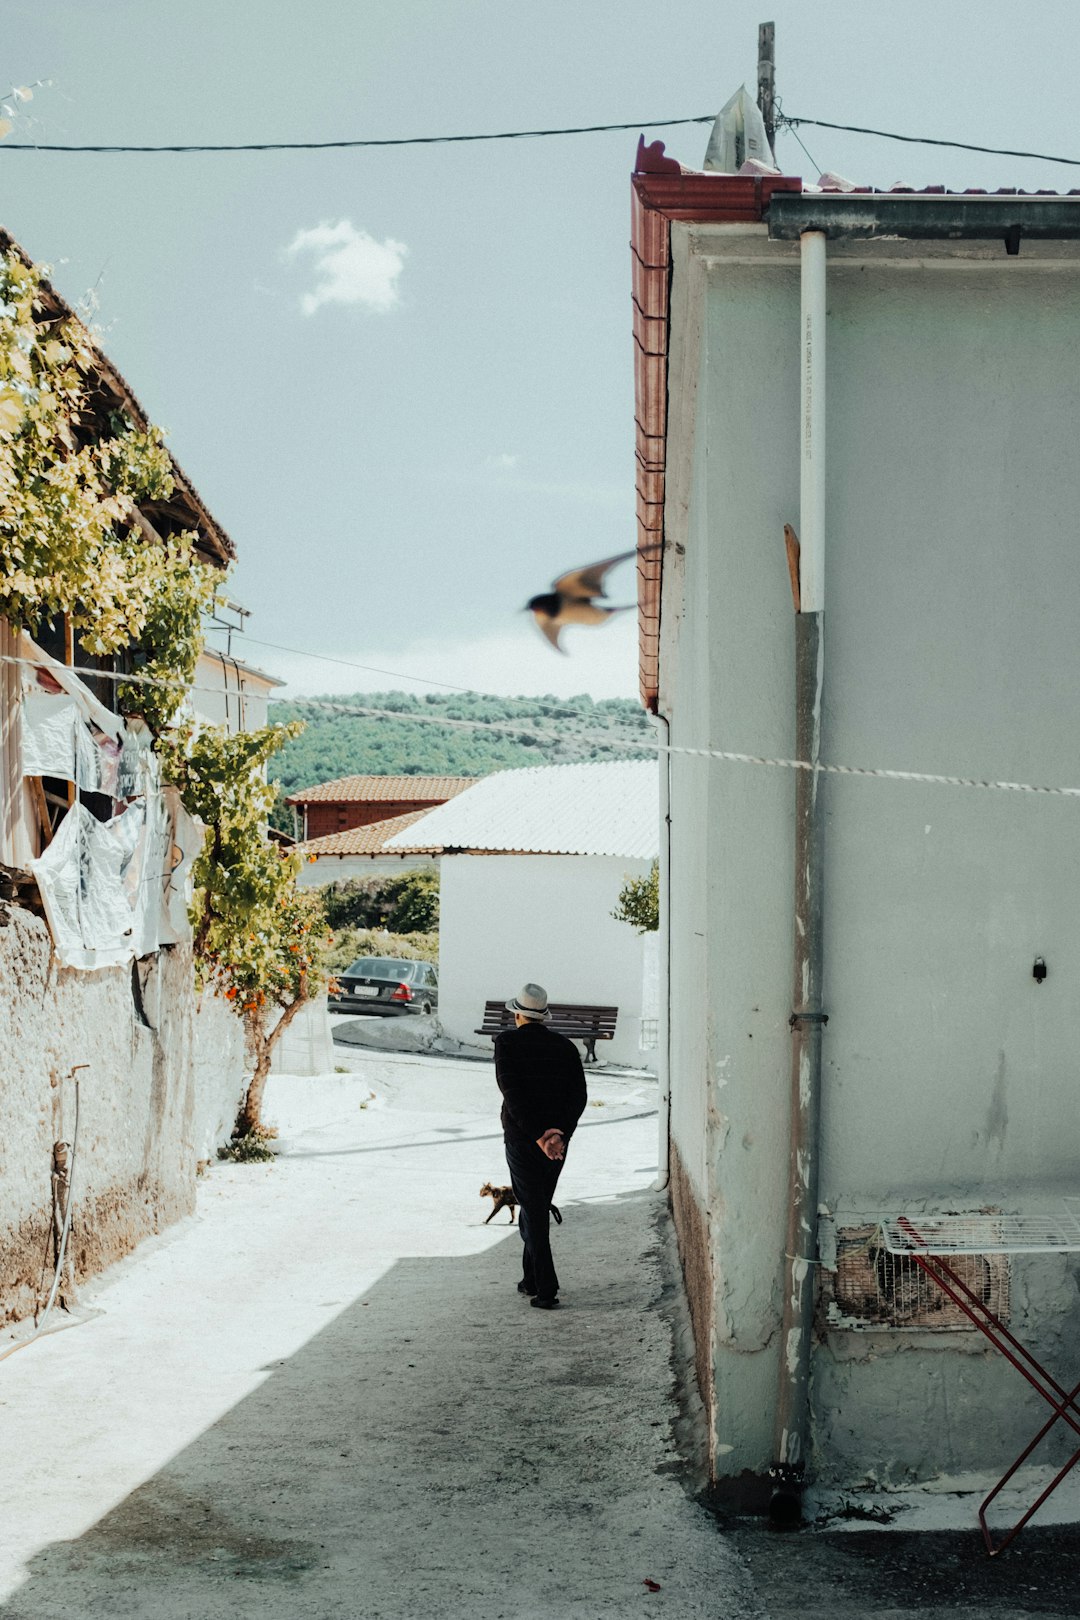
[328,926,438,974]
[320,869,439,935]
[612,860,659,934]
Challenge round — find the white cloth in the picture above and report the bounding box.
[18,632,203,968]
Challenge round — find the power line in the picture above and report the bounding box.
[779,114,1080,171]
[0,113,715,155]
[0,109,1078,168]
[205,628,488,696]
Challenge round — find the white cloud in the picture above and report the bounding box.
[285,220,408,316]
[484,452,519,470]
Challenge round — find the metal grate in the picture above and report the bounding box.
[827,1224,1010,1332]
[881,1205,1080,1257]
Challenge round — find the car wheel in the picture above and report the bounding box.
[421,1000,433,1017]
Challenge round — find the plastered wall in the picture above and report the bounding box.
[437,853,654,1068]
[662,234,1080,1490]
[0,907,247,1325]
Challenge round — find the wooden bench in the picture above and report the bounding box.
[475,1000,618,1065]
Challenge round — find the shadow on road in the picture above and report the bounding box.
[0,1190,745,1620]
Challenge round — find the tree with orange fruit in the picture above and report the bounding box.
[161,720,332,1142]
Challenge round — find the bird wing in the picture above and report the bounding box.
[533,612,567,653]
[552,550,636,602]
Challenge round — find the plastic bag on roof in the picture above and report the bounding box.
[704,86,774,174]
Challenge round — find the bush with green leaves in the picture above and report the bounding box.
[0,247,219,730]
[612,860,659,934]
[161,719,331,1138]
[327,926,438,975]
[321,869,439,935]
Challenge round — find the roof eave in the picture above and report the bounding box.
[630,142,802,710]
[0,226,235,568]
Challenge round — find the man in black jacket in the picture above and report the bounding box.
[495,983,587,1311]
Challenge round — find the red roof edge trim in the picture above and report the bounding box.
[630,146,802,709]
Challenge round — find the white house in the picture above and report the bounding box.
[192,646,285,734]
[633,139,1080,1508]
[295,810,442,887]
[386,760,658,1067]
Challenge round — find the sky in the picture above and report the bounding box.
[5,1,1080,703]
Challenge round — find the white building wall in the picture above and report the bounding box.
[297,853,439,889]
[192,651,276,734]
[437,853,654,1068]
[663,232,1080,1491]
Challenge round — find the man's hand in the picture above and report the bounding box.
[537,1129,565,1161]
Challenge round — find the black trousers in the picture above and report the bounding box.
[504,1137,564,1300]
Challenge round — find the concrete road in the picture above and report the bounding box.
[0,1052,755,1620]
[3,1048,1077,1619]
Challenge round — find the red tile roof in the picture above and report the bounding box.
[299,809,442,858]
[286,775,477,806]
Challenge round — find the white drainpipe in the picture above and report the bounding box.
[799,229,827,612]
[650,710,672,1190]
[771,228,829,1518]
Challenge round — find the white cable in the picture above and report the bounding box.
[5,651,1080,801]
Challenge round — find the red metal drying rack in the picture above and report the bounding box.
[879,1207,1080,1555]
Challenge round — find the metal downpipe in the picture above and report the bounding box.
[771,230,828,1520]
[649,710,672,1191]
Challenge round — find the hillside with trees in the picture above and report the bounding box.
[269,689,653,824]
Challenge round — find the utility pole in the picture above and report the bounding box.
[757,20,776,162]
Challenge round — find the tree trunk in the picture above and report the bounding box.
[233,972,309,1137]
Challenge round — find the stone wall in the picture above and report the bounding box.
[0,906,246,1326]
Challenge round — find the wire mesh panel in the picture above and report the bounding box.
[827,1224,1010,1331]
[881,1207,1080,1257]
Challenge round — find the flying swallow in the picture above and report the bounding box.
[526,549,654,652]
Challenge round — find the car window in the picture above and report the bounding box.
[345,957,413,978]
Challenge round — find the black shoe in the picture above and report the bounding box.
[517,1280,537,1295]
[530,1296,559,1310]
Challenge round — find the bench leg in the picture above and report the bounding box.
[583,1038,597,1065]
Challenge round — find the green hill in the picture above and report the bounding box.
[267,690,654,825]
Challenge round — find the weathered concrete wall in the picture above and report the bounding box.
[669,1141,713,1437]
[662,237,796,1488]
[1,906,246,1326]
[191,989,249,1163]
[662,230,1080,1492]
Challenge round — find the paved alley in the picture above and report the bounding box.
[0,1051,754,1620]
[4,1046,1080,1620]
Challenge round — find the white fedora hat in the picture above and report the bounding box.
[505,982,550,1021]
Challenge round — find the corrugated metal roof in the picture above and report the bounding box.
[384,760,658,859]
[299,809,439,857]
[287,775,477,806]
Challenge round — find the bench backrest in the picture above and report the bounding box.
[477,999,618,1039]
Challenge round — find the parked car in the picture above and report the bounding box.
[329,957,439,1017]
